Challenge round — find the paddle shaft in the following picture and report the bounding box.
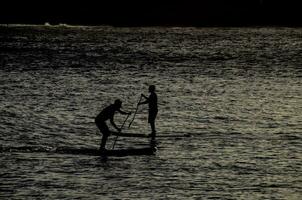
[112,114,130,149]
[128,96,142,128]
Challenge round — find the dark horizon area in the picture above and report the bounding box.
[1,0,301,27]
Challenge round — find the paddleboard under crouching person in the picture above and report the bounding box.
[95,99,131,152]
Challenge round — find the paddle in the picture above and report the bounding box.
[112,113,130,149]
[128,95,142,128]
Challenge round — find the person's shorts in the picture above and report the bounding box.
[95,120,110,136]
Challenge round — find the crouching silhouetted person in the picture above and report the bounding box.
[95,99,131,151]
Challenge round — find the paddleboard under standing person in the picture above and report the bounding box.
[95,99,131,152]
[138,85,158,140]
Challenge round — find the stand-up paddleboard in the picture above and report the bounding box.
[0,146,157,157]
[111,131,191,138]
[56,146,157,157]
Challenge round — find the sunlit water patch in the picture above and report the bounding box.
[0,25,301,199]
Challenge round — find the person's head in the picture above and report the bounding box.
[149,85,155,93]
[114,99,122,109]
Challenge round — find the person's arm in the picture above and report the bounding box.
[138,94,149,105]
[118,109,131,115]
[110,117,121,132]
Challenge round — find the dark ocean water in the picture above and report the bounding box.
[0,25,301,199]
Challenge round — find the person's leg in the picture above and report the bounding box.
[150,121,156,134]
[148,109,158,146]
[148,110,157,140]
[97,121,109,151]
[100,134,108,151]
[150,122,156,140]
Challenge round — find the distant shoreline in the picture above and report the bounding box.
[1,23,302,29]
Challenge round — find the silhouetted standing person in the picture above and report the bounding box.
[95,99,131,151]
[138,85,158,140]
